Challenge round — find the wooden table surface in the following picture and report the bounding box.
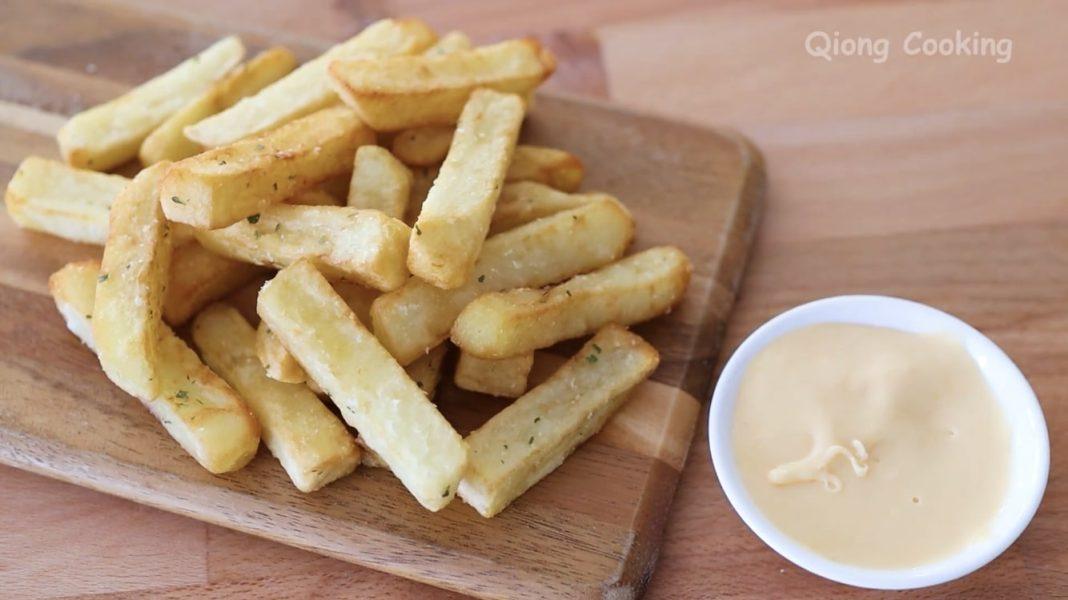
[1,0,1065,598]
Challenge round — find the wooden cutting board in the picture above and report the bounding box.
[0,1,763,597]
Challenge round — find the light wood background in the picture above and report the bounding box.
[1,0,1066,598]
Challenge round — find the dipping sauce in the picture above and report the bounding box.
[732,323,1010,569]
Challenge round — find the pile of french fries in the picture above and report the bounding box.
[5,19,693,517]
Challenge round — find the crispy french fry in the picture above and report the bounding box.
[347,145,412,219]
[329,39,554,131]
[403,165,438,225]
[161,106,375,229]
[195,204,410,291]
[57,37,244,171]
[454,351,533,398]
[140,47,298,165]
[281,175,351,206]
[256,321,306,384]
[405,343,448,399]
[185,19,436,148]
[93,163,172,399]
[163,241,266,326]
[386,34,471,167]
[257,282,438,397]
[452,247,692,358]
[372,199,634,365]
[257,260,467,511]
[391,125,454,167]
[425,31,473,57]
[192,304,360,492]
[409,89,524,289]
[4,156,128,244]
[50,261,260,474]
[458,325,659,517]
[506,145,583,192]
[286,188,343,206]
[489,182,605,235]
[357,436,389,468]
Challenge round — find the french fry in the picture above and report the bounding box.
[387,34,472,167]
[405,343,449,399]
[391,125,454,167]
[256,282,441,398]
[458,325,659,517]
[93,163,172,399]
[256,321,307,384]
[372,199,634,365]
[50,261,260,474]
[357,437,389,468]
[454,351,533,398]
[257,260,467,511]
[163,241,266,326]
[329,39,554,131]
[286,188,344,206]
[347,145,412,219]
[452,247,692,358]
[192,304,361,492]
[506,145,583,192]
[489,182,604,235]
[404,165,438,225]
[4,156,128,244]
[161,106,375,229]
[409,89,524,289]
[425,31,473,56]
[57,37,244,171]
[140,47,298,165]
[185,19,436,148]
[195,204,410,291]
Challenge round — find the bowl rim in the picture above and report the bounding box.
[708,294,1050,590]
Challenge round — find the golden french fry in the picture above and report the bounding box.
[329,39,554,131]
[489,182,606,235]
[185,19,436,148]
[57,37,244,171]
[506,145,583,192]
[93,163,172,399]
[140,47,298,165]
[50,261,260,474]
[458,325,659,517]
[163,241,266,326]
[406,343,448,399]
[256,282,438,397]
[195,204,410,291]
[372,199,634,365]
[391,125,454,167]
[192,304,361,492]
[347,145,412,219]
[256,321,306,384]
[454,351,533,398]
[424,31,473,56]
[286,188,343,206]
[357,437,389,468]
[4,156,128,244]
[161,106,375,229]
[409,89,524,289]
[257,260,467,511]
[403,165,438,225]
[452,247,692,358]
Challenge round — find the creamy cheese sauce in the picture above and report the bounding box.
[732,323,1010,569]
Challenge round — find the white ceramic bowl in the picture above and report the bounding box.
[708,295,1049,589]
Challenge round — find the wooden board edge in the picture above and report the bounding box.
[596,135,766,599]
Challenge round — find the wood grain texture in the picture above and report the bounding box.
[0,1,763,597]
[599,3,1068,597]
